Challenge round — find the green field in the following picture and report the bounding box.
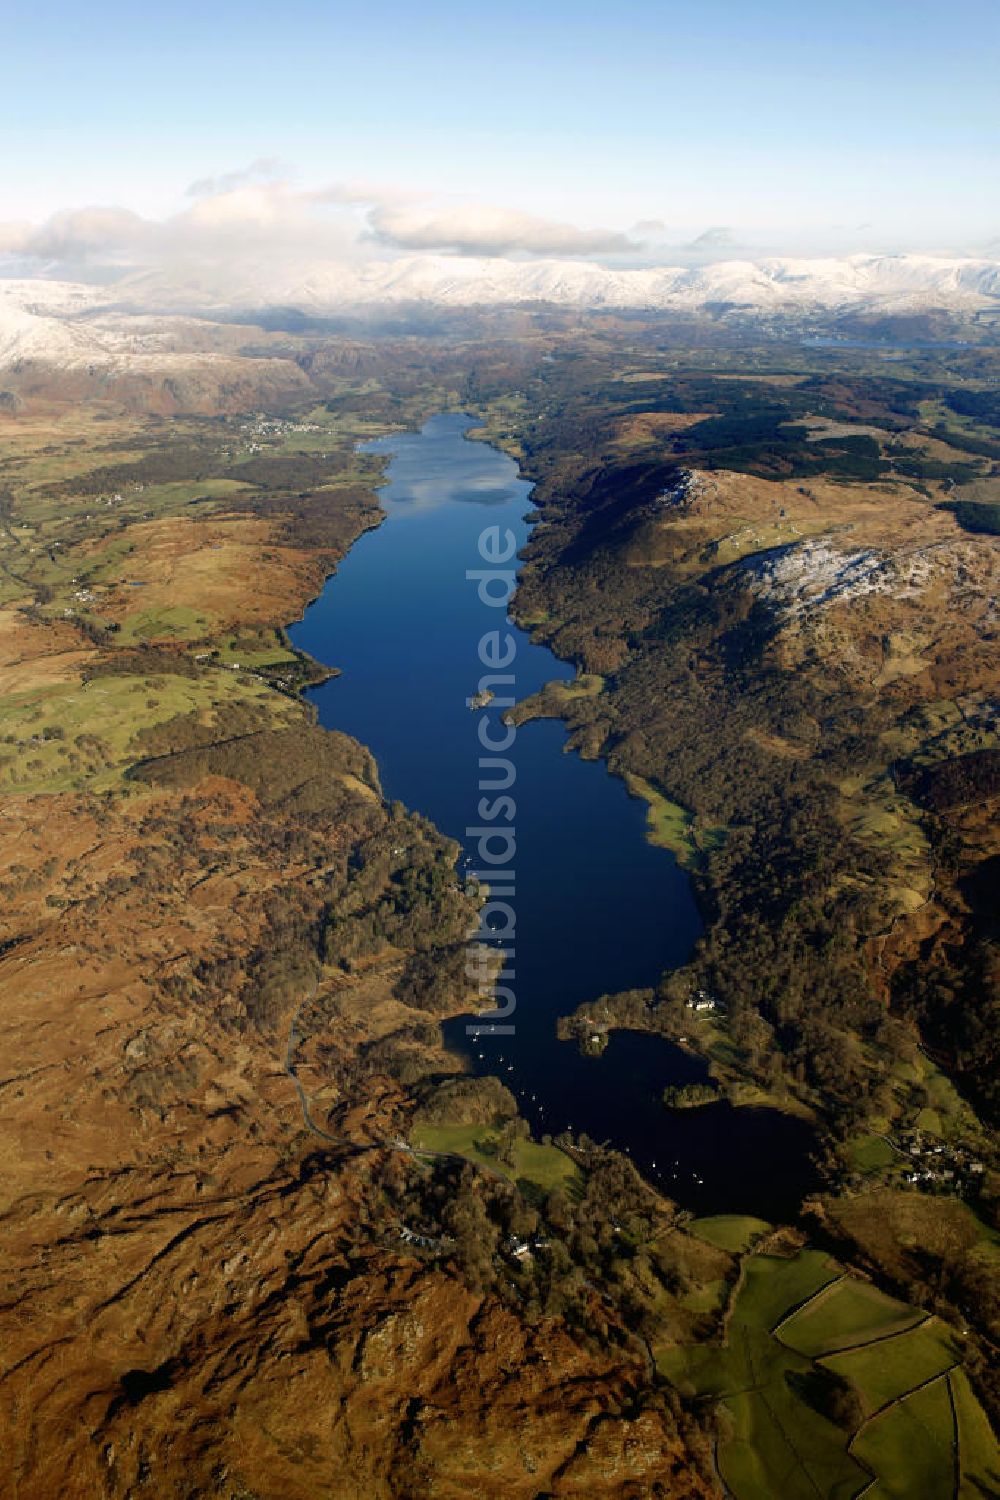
[686,1215,772,1252]
[823,1319,959,1413]
[720,1371,868,1500]
[119,604,220,643]
[624,771,698,864]
[410,1122,579,1193]
[659,1246,995,1500]
[679,1277,728,1314]
[950,1367,1000,1496]
[852,1377,956,1499]
[777,1277,923,1357]
[657,1339,735,1397]
[215,643,299,669]
[741,1251,842,1331]
[695,1283,866,1492]
[848,1134,898,1173]
[548,671,604,701]
[0,669,301,794]
[662,1252,869,1500]
[129,476,254,507]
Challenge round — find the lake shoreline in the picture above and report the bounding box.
[288,412,820,1219]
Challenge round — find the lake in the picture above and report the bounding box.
[289,413,817,1217]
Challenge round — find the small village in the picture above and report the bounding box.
[889,1128,988,1196]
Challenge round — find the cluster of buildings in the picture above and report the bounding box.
[686,990,722,1014]
[239,415,324,453]
[894,1129,987,1195]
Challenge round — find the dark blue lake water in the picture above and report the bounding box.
[289,413,817,1217]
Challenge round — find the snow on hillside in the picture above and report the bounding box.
[115,252,1000,316]
[0,282,110,367]
[0,252,998,373]
[0,281,267,373]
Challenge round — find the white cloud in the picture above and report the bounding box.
[22,206,150,260]
[183,184,304,233]
[309,180,413,208]
[0,172,644,283]
[367,200,639,257]
[0,221,33,254]
[4,163,984,297]
[4,182,364,270]
[684,226,740,252]
[186,158,288,199]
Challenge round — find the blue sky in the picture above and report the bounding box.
[2,0,998,257]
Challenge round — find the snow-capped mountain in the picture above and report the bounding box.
[0,253,997,379]
[0,278,311,411]
[0,281,110,367]
[114,252,1000,316]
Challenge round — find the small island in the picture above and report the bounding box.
[468,688,495,711]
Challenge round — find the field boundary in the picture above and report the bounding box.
[945,1370,961,1500]
[790,1310,932,1361]
[770,1273,848,1337]
[846,1366,961,1499]
[768,1272,845,1338]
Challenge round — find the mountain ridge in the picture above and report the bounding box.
[109,250,1000,315]
[0,250,998,375]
